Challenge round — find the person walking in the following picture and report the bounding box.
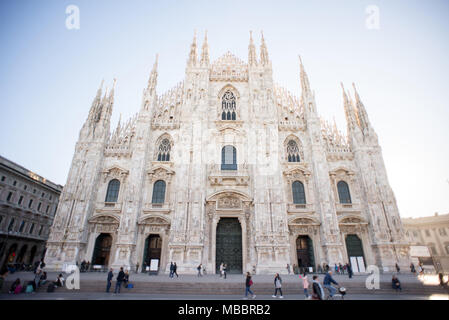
[323,271,339,298]
[114,267,125,294]
[197,264,202,277]
[272,273,283,298]
[34,270,41,289]
[410,263,416,274]
[244,272,256,299]
[271,273,283,298]
[219,262,224,277]
[395,263,400,274]
[346,263,353,279]
[223,264,227,279]
[312,275,324,300]
[173,262,179,278]
[286,264,291,274]
[169,262,174,278]
[135,263,139,274]
[106,268,113,293]
[299,272,310,299]
[392,275,402,292]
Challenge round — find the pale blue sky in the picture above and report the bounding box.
[0,0,448,218]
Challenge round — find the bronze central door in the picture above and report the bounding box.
[216,218,242,274]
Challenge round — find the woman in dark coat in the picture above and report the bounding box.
[244,272,256,299]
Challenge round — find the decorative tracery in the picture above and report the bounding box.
[221,91,236,120]
[287,140,300,162]
[157,138,171,161]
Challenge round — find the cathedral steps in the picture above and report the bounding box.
[3,280,445,296]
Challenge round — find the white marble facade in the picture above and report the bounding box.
[45,32,410,274]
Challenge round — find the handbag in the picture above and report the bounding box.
[127,283,134,289]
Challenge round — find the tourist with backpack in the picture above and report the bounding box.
[244,272,256,299]
[312,275,324,300]
[272,273,283,298]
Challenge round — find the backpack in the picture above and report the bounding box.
[14,285,22,294]
[25,285,34,293]
[47,283,55,292]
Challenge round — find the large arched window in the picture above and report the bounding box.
[337,181,352,204]
[157,138,171,161]
[221,145,237,170]
[152,180,166,204]
[287,140,300,162]
[292,181,306,204]
[221,91,236,120]
[105,179,120,203]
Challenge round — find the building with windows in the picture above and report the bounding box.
[45,32,410,274]
[402,213,449,273]
[0,155,63,270]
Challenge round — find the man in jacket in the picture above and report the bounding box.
[106,268,113,292]
[312,275,324,300]
[115,267,125,293]
[323,271,339,298]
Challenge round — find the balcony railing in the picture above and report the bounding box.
[287,203,315,214]
[335,203,361,213]
[96,202,122,213]
[142,202,172,213]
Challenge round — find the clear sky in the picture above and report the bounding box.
[0,0,448,218]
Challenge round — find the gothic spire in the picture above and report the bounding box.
[147,54,158,93]
[299,55,311,96]
[248,31,257,66]
[106,78,116,115]
[341,82,357,132]
[352,82,371,131]
[200,30,210,66]
[188,30,198,66]
[87,80,104,121]
[260,31,269,65]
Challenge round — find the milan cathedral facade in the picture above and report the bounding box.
[45,32,410,274]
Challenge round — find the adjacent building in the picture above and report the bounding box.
[0,155,63,269]
[403,213,449,273]
[45,32,410,274]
